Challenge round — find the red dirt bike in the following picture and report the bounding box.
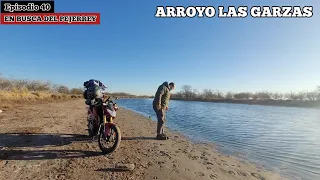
[87,95,121,154]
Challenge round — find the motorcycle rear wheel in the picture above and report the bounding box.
[98,124,121,154]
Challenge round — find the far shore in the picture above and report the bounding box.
[169,97,320,109]
[118,96,320,109]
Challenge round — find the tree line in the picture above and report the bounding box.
[171,85,320,101]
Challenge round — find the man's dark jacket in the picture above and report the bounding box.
[153,82,171,109]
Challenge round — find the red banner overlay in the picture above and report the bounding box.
[0,13,100,25]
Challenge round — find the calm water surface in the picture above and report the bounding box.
[117,98,320,180]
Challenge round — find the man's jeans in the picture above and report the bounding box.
[153,104,166,135]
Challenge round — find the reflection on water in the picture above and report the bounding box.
[117,98,320,180]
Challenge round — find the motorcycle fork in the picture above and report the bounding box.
[103,115,113,137]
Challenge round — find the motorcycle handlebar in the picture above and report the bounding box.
[103,95,117,104]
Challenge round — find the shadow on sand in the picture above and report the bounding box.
[95,168,130,172]
[0,133,91,148]
[0,149,102,160]
[0,133,102,160]
[122,136,156,141]
[0,133,159,160]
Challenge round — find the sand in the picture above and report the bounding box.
[0,99,287,180]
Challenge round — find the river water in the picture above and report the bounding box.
[116,98,320,180]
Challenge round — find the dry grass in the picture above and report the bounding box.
[0,73,84,107]
[0,73,84,94]
[0,89,82,102]
[0,90,82,111]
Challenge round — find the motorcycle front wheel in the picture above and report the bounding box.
[98,124,121,154]
[87,114,95,137]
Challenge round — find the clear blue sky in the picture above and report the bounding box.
[0,0,319,95]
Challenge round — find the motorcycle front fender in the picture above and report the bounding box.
[104,122,116,136]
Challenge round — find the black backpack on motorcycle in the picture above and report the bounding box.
[83,89,88,99]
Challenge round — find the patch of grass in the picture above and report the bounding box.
[0,90,81,102]
[0,73,84,95]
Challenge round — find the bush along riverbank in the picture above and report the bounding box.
[167,85,320,109]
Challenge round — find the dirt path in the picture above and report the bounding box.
[0,100,286,180]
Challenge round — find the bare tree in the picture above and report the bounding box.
[55,85,70,94]
[297,92,307,101]
[0,76,13,90]
[202,89,214,99]
[286,92,299,100]
[181,85,193,99]
[244,92,253,99]
[271,92,281,100]
[215,90,224,99]
[12,79,28,90]
[234,92,252,99]
[316,86,320,100]
[279,93,284,100]
[192,89,198,99]
[171,92,183,98]
[225,92,234,99]
[255,91,271,100]
[306,91,317,101]
[70,87,84,95]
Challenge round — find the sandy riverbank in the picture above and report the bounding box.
[0,99,287,180]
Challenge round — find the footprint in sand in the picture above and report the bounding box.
[205,161,214,166]
[209,174,218,179]
[188,154,199,160]
[160,151,171,158]
[56,173,66,179]
[157,161,165,165]
[147,162,154,167]
[182,149,189,154]
[200,156,209,161]
[251,173,265,180]
[228,170,236,175]
[171,169,179,174]
[237,171,248,177]
[194,172,205,176]
[172,164,179,168]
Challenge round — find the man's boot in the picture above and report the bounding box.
[156,134,168,140]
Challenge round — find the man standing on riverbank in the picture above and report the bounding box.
[153,82,175,140]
